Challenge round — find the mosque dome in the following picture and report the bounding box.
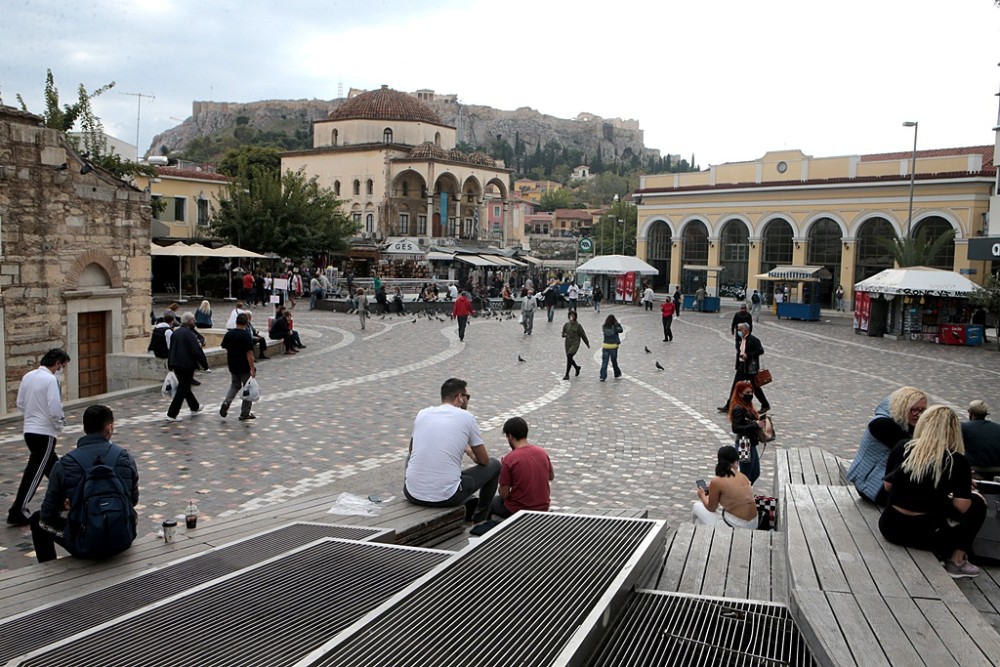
[329,85,442,124]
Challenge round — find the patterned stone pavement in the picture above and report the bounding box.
[1,298,997,572]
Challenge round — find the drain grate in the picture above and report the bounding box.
[13,539,451,667]
[587,590,819,667]
[297,511,667,667]
[0,522,385,663]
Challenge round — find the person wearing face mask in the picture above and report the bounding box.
[717,322,770,415]
[30,405,139,562]
[729,380,768,483]
[7,349,70,526]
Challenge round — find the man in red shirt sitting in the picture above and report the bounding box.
[490,417,554,520]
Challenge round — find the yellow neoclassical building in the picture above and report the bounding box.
[281,86,513,247]
[635,146,996,304]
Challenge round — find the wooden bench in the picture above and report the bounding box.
[957,563,1000,634]
[654,523,787,603]
[783,482,1000,666]
[774,446,847,530]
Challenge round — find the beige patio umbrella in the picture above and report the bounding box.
[150,242,197,300]
[210,244,267,299]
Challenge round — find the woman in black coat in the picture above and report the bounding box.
[729,379,768,483]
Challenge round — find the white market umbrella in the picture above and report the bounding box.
[575,254,659,275]
[213,244,267,258]
[854,266,982,297]
[150,242,196,300]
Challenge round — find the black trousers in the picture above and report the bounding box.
[29,511,68,563]
[9,433,58,520]
[167,367,200,418]
[879,497,987,560]
[662,315,673,341]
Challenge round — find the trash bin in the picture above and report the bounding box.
[966,325,984,346]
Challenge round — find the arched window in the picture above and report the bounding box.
[761,218,793,300]
[331,129,338,146]
[333,180,341,196]
[854,217,896,284]
[366,213,374,233]
[807,217,843,307]
[353,180,360,196]
[434,132,441,147]
[645,221,672,290]
[366,179,374,196]
[383,127,393,144]
[719,219,749,295]
[912,217,956,270]
[401,181,409,197]
[681,220,709,293]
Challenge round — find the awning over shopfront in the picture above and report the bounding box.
[854,266,981,297]
[454,254,496,267]
[755,265,832,282]
[577,255,659,275]
[682,265,725,273]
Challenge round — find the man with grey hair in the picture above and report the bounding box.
[962,400,1000,475]
[717,322,770,414]
[166,312,209,422]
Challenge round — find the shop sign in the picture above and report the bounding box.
[967,237,1000,260]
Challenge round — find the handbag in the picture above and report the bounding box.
[737,436,752,462]
[754,495,778,530]
[757,414,776,442]
[755,367,773,386]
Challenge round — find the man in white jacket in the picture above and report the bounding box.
[7,348,69,525]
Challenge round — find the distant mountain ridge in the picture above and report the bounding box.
[148,94,658,168]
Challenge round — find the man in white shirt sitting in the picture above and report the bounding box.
[403,378,501,523]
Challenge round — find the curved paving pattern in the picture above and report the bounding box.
[1,300,997,570]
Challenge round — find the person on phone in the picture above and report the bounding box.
[729,380,767,483]
[693,445,757,529]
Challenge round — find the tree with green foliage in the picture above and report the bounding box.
[538,188,576,212]
[593,195,638,256]
[218,145,282,180]
[877,228,956,268]
[968,272,1000,351]
[210,167,356,261]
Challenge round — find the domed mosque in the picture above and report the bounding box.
[281,85,513,256]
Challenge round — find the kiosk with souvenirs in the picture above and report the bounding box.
[575,255,659,304]
[754,266,832,321]
[853,266,983,344]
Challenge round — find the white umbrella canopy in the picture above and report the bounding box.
[575,254,659,275]
[213,244,267,258]
[854,266,982,297]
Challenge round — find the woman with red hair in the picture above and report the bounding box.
[730,380,768,483]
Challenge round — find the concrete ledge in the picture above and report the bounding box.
[107,347,227,392]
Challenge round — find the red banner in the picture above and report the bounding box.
[854,291,871,331]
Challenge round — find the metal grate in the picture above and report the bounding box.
[14,539,451,667]
[297,511,667,667]
[0,522,385,663]
[587,590,819,667]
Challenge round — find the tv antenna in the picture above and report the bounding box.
[121,91,155,159]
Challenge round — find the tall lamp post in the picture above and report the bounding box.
[612,194,619,255]
[903,121,919,238]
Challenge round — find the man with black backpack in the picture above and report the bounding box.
[30,405,139,563]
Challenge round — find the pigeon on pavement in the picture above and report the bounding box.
[655,361,664,370]
[518,355,526,363]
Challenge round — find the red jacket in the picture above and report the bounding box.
[661,301,675,317]
[452,295,474,317]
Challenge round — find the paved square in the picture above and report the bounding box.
[1,299,997,571]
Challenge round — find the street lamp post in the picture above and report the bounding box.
[618,219,625,255]
[903,121,919,238]
[612,194,619,255]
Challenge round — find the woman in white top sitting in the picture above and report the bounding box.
[693,445,758,529]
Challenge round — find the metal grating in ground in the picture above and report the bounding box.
[297,511,668,667]
[13,538,451,667]
[587,590,819,667]
[0,522,385,663]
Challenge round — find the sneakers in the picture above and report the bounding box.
[562,375,569,381]
[6,512,30,527]
[575,365,581,377]
[463,497,479,522]
[945,558,980,578]
[165,415,183,422]
[190,406,204,415]
[220,403,229,418]
[238,413,256,421]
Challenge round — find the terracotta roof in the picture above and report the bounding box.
[155,166,231,182]
[639,170,995,195]
[860,144,994,167]
[329,85,442,124]
[553,208,590,219]
[408,142,451,160]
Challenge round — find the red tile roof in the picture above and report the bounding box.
[860,144,994,167]
[329,86,442,125]
[155,166,231,182]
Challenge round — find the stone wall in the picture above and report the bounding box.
[0,106,152,411]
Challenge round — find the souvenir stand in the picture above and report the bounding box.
[575,255,659,304]
[853,266,983,344]
[754,265,832,321]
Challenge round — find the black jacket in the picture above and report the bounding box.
[734,333,764,373]
[731,310,753,335]
[168,325,208,371]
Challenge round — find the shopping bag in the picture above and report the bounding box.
[161,371,178,398]
[241,376,261,402]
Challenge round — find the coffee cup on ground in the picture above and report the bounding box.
[162,519,177,543]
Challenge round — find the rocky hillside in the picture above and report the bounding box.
[147,95,658,168]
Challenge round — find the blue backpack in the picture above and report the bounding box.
[64,446,136,559]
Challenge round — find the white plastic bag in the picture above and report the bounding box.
[161,371,178,397]
[327,492,386,517]
[241,376,261,402]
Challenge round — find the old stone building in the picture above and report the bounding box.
[0,106,152,414]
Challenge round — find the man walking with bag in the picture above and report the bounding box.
[220,313,257,421]
[165,313,209,422]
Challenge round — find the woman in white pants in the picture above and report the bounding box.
[693,445,758,529]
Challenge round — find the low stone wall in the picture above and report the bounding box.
[106,347,228,392]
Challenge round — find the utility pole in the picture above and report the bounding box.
[121,91,155,160]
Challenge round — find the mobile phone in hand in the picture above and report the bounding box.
[696,479,708,492]
[368,494,381,503]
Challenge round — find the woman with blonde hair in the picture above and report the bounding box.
[847,386,928,504]
[194,300,213,329]
[878,405,987,578]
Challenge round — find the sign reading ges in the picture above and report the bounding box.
[391,240,418,252]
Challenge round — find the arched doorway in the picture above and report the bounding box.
[719,219,749,297]
[646,221,672,290]
[681,220,709,293]
[912,216,956,270]
[761,219,794,301]
[854,217,896,284]
[807,217,843,307]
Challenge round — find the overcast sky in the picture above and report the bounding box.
[2,0,998,168]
